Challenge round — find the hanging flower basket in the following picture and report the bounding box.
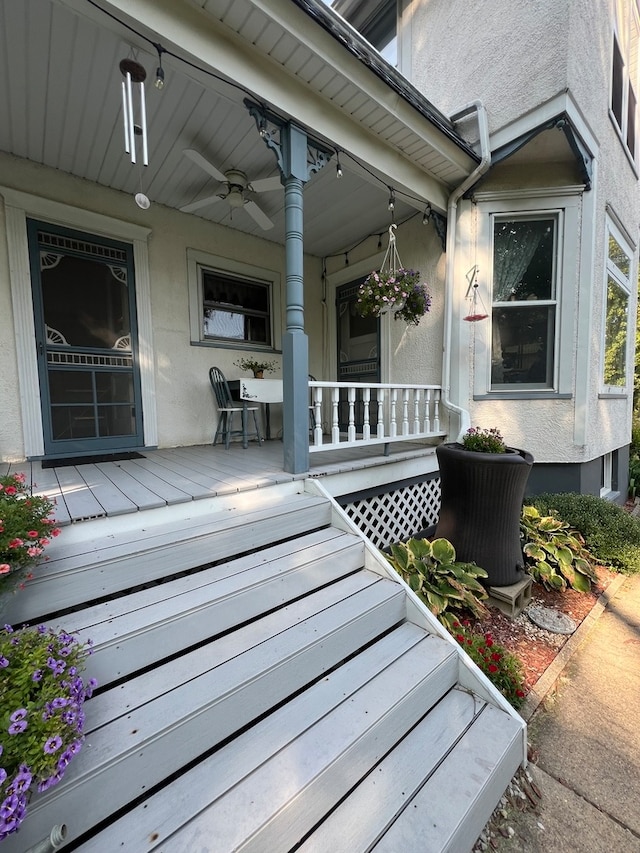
[355,225,432,326]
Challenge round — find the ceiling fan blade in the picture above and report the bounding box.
[183,149,227,183]
[244,200,274,230]
[179,193,225,214]
[249,175,282,193]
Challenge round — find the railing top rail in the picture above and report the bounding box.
[308,381,442,390]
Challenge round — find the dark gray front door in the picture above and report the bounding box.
[28,220,143,458]
[336,280,381,431]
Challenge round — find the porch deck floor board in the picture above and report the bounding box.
[72,464,139,517]
[123,454,220,500]
[93,462,167,513]
[53,465,108,521]
[156,445,278,490]
[107,458,194,506]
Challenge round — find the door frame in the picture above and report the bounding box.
[1,188,156,458]
[27,219,144,457]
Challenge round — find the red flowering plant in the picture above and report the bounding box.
[0,624,96,840]
[0,474,60,600]
[452,619,526,708]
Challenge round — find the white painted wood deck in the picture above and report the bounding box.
[1,441,437,526]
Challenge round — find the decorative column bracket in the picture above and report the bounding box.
[244,99,333,181]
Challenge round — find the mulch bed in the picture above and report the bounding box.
[468,565,619,695]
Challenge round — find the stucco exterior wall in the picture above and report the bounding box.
[410,0,570,136]
[0,153,324,460]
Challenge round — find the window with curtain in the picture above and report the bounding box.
[201,267,272,345]
[490,217,557,389]
[602,224,632,389]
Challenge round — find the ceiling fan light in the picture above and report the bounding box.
[227,186,245,208]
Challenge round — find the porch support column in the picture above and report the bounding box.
[281,122,309,473]
[246,101,331,474]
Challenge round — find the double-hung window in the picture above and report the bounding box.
[602,219,633,391]
[610,3,639,163]
[490,215,559,390]
[474,191,580,399]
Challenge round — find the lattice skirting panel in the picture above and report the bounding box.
[341,476,441,550]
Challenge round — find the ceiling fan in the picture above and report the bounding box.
[180,148,281,230]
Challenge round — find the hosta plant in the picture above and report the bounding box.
[521,505,599,592]
[0,625,96,840]
[386,537,489,630]
[451,620,526,708]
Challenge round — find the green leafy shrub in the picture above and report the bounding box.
[530,492,640,574]
[386,537,489,630]
[451,620,526,708]
[521,505,599,592]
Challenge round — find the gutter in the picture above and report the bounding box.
[441,101,491,441]
[290,0,479,163]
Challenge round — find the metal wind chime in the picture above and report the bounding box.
[119,57,150,209]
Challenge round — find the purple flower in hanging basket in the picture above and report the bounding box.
[356,268,432,325]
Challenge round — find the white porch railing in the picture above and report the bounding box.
[308,381,447,453]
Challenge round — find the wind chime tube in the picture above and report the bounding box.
[121,81,130,154]
[125,72,136,164]
[139,80,148,166]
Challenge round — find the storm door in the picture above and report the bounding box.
[28,221,143,458]
[336,280,381,431]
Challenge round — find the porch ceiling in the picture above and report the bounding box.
[0,0,476,258]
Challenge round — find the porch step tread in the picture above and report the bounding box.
[73,628,458,853]
[11,586,425,851]
[372,703,524,853]
[63,529,367,688]
[5,491,332,625]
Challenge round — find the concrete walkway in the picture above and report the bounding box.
[492,574,640,851]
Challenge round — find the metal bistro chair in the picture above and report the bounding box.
[209,366,262,449]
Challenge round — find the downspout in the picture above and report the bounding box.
[442,100,491,440]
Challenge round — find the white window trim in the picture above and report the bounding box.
[600,451,613,498]
[187,248,282,351]
[0,188,156,456]
[473,192,580,399]
[600,216,635,395]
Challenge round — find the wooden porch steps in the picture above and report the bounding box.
[3,484,525,853]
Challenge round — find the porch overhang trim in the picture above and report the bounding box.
[486,113,593,191]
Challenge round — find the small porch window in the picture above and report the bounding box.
[187,248,280,350]
[201,268,272,345]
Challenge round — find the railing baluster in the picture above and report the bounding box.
[331,387,340,444]
[362,387,371,440]
[433,390,440,432]
[313,386,323,446]
[413,389,421,435]
[390,389,398,438]
[347,386,356,442]
[402,389,410,436]
[424,389,432,432]
[377,389,385,439]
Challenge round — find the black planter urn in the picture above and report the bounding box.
[434,442,534,586]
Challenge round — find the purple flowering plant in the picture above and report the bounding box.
[0,624,95,840]
[461,426,507,454]
[356,268,432,326]
[0,473,60,599]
